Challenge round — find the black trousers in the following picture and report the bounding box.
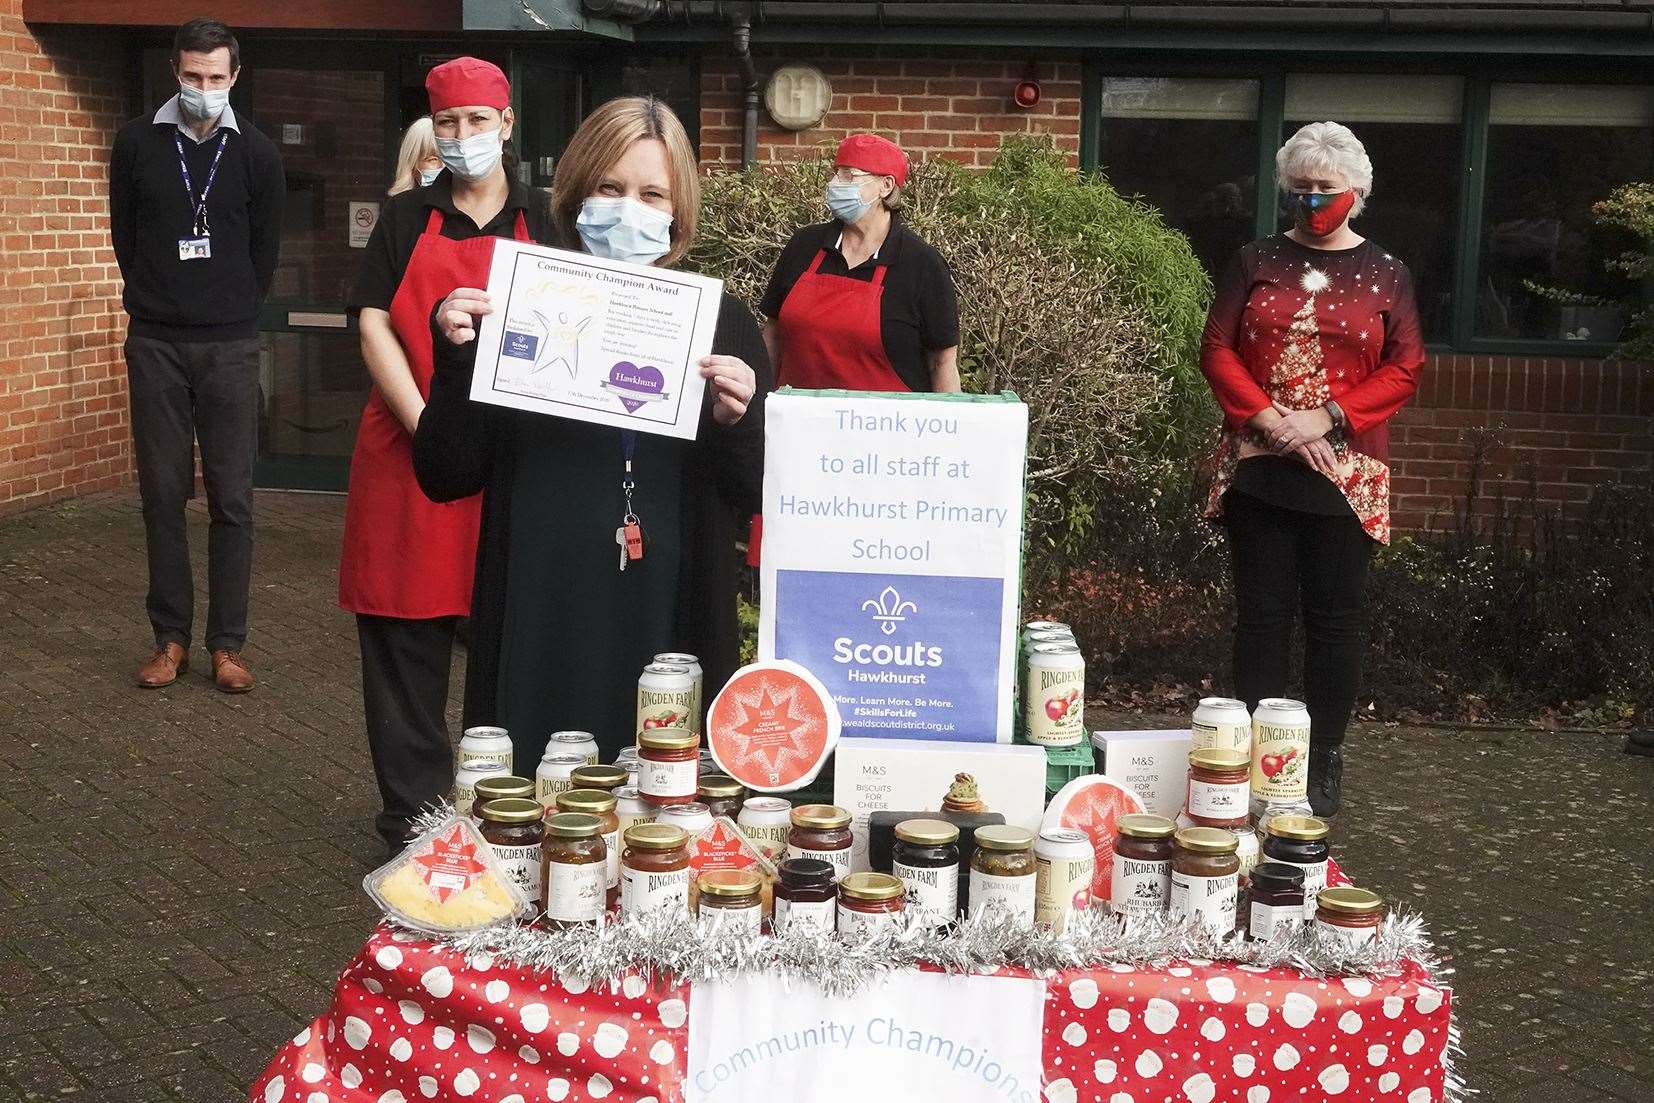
[124,335,260,652]
[358,614,459,846]
[1223,491,1374,746]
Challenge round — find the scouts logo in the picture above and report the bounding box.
[861,585,916,635]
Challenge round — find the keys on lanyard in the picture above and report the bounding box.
[616,430,644,572]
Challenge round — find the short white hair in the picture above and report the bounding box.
[1277,121,1373,216]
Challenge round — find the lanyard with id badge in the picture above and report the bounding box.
[173,131,227,261]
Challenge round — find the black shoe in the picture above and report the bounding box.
[1307,743,1344,818]
[1625,730,1654,757]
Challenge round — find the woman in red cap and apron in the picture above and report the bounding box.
[759,133,961,394]
[340,57,543,853]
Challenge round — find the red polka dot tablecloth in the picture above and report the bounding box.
[250,924,1452,1103]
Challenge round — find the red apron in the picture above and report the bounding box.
[338,207,529,618]
[753,250,910,568]
[774,249,909,392]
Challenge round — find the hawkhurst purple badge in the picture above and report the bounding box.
[601,361,669,413]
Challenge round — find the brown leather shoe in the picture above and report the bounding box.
[211,649,255,694]
[137,642,189,688]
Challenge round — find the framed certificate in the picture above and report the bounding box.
[469,240,723,440]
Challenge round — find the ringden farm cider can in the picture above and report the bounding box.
[637,663,695,740]
[1024,642,1085,747]
[653,652,704,734]
[1034,828,1094,933]
[1250,698,1311,803]
[1192,697,1252,754]
[457,726,512,772]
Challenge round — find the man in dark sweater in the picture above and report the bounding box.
[110,18,283,693]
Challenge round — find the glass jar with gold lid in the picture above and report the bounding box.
[696,869,763,934]
[892,818,960,926]
[555,788,621,896]
[1185,748,1251,827]
[620,823,691,918]
[1111,813,1177,916]
[837,871,906,937]
[637,726,700,807]
[541,812,606,926]
[570,764,628,794]
[1169,826,1239,933]
[1262,814,1330,917]
[1314,886,1385,948]
[786,804,853,878]
[696,774,747,820]
[472,775,536,816]
[968,825,1036,923]
[476,797,543,917]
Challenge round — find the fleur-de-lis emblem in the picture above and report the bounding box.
[862,585,917,635]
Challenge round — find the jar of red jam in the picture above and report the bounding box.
[697,774,746,820]
[837,872,905,938]
[620,823,690,919]
[637,727,700,807]
[786,805,853,878]
[773,858,837,933]
[1111,813,1176,917]
[1185,749,1250,827]
[1314,886,1386,948]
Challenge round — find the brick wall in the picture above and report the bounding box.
[0,5,133,516]
[699,48,1081,169]
[1388,353,1654,532]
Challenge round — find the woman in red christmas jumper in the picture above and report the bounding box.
[1200,121,1425,817]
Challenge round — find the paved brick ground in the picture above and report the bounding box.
[1,490,1649,1102]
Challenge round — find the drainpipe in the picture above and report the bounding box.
[731,15,760,169]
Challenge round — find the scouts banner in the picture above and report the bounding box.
[758,390,1028,743]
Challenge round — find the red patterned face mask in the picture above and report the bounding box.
[1291,190,1356,237]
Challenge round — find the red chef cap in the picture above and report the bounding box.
[836,133,908,186]
[426,57,511,113]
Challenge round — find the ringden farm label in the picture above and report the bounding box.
[1023,644,1085,747]
[1250,700,1311,802]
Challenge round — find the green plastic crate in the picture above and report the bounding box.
[1042,737,1096,799]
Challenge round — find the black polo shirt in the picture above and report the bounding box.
[349,171,550,314]
[758,217,960,392]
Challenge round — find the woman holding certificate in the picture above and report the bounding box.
[341,57,543,853]
[415,97,769,772]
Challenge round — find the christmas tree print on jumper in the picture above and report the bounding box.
[1270,268,1334,411]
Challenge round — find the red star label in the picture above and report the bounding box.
[708,661,839,792]
[731,685,806,746]
[688,817,777,876]
[411,824,488,903]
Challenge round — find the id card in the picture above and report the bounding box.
[178,237,211,261]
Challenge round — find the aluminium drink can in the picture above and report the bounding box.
[1023,642,1085,747]
[637,663,695,740]
[1250,698,1311,804]
[1191,697,1252,754]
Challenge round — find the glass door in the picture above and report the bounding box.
[236,43,400,490]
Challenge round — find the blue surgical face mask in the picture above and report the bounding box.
[435,129,503,182]
[826,179,872,225]
[418,167,442,187]
[178,83,231,121]
[576,196,675,266]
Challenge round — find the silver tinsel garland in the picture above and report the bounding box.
[398,806,1468,1101]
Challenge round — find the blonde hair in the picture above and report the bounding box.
[389,116,438,196]
[1277,121,1373,216]
[551,97,700,268]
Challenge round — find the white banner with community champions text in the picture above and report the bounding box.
[685,970,1045,1103]
[758,391,1028,743]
